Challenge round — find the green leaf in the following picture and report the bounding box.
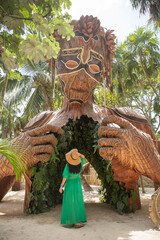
[1,50,17,71]
[32,14,51,36]
[93,144,98,153]
[41,38,60,59]
[131,190,137,200]
[19,7,30,18]
[19,38,45,63]
[3,16,24,32]
[30,166,37,176]
[9,71,22,81]
[130,203,136,213]
[117,201,125,214]
[111,191,118,204]
[122,194,129,206]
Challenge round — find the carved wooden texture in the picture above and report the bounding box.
[98,115,160,184]
[72,15,102,38]
[0,124,63,202]
[98,110,160,210]
[0,176,15,201]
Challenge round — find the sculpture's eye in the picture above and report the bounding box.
[65,60,79,69]
[89,64,100,74]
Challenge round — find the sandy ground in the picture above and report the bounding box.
[0,187,160,240]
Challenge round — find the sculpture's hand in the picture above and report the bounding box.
[17,124,64,168]
[98,115,160,183]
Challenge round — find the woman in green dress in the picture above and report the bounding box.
[59,148,87,228]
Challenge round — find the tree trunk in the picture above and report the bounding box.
[41,87,54,111]
[0,74,8,118]
[2,129,8,139]
[8,112,12,138]
[119,74,127,106]
[80,174,93,191]
[1,74,8,100]
[103,78,106,108]
[81,162,93,191]
[51,58,55,99]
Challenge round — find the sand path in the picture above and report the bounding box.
[0,187,160,240]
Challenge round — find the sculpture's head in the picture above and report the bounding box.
[54,15,116,108]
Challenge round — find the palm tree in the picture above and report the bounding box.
[125,27,160,102]
[111,27,160,132]
[130,0,160,25]
[112,44,129,106]
[8,60,54,114]
[0,60,63,138]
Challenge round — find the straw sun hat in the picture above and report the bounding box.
[65,149,84,166]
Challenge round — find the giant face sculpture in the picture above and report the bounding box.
[56,15,116,107]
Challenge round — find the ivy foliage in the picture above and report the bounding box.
[28,116,136,214]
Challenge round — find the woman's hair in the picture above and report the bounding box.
[68,162,81,174]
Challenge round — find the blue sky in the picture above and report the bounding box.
[68,0,150,42]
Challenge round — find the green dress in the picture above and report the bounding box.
[61,158,87,225]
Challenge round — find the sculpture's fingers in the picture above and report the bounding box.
[98,138,123,160]
[98,126,127,138]
[33,154,51,163]
[30,134,58,147]
[32,145,54,156]
[99,147,114,161]
[28,124,64,137]
[98,138,124,148]
[101,115,134,129]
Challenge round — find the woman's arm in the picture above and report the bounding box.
[59,177,67,194]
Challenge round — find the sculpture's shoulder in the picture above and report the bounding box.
[107,107,157,141]
[107,107,148,123]
[23,111,55,132]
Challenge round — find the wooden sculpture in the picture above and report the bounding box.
[0,15,160,226]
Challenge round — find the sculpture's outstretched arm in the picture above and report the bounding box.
[98,115,160,185]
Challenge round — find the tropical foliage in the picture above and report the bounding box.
[0,139,28,180]
[0,0,71,137]
[0,64,63,138]
[0,0,73,72]
[130,0,160,26]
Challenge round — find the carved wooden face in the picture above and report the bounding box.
[57,32,106,106]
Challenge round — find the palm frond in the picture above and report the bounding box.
[0,139,28,180]
[22,85,45,120]
[20,63,37,76]
[5,79,33,108]
[20,60,49,76]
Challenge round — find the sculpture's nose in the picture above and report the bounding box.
[79,68,86,80]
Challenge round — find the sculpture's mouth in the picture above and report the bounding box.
[68,87,90,105]
[69,99,83,104]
